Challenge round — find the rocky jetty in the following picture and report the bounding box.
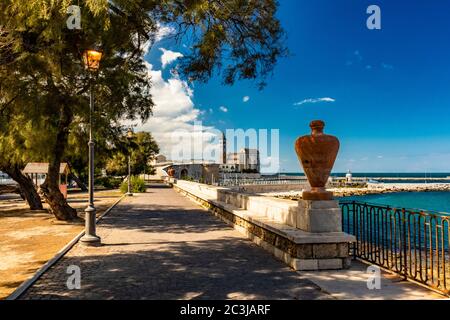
[269,183,450,201]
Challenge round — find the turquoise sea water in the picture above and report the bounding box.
[340,191,450,214]
[282,172,450,178]
[278,172,450,183]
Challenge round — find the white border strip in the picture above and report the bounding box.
[6,194,127,300]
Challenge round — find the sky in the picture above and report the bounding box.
[136,0,450,173]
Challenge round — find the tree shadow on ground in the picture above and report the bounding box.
[20,236,331,300]
[19,185,332,300]
[98,203,230,234]
[0,208,50,219]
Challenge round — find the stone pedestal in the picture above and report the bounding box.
[293,199,354,270]
[297,200,342,233]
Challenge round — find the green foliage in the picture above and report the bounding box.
[106,131,159,176]
[120,175,146,193]
[181,175,195,182]
[0,0,285,217]
[95,176,122,189]
[132,132,159,174]
[106,153,128,177]
[156,0,288,88]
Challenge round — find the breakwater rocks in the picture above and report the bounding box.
[270,183,450,201]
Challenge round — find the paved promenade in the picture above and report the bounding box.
[21,184,331,300]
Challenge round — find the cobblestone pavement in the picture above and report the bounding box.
[21,184,332,300]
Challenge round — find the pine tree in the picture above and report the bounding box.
[0,0,286,220]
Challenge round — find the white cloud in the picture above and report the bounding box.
[126,31,225,163]
[243,96,250,103]
[293,97,335,106]
[155,24,175,42]
[137,24,176,57]
[219,106,228,113]
[160,48,183,69]
[129,61,218,160]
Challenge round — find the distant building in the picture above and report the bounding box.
[166,163,220,184]
[227,153,239,164]
[148,153,220,183]
[238,148,260,173]
[151,131,261,181]
[220,148,260,173]
[219,132,227,165]
[346,170,353,183]
[149,154,173,179]
[151,154,168,165]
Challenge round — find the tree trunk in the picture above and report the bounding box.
[40,104,78,221]
[69,173,88,191]
[66,162,88,191]
[3,164,43,210]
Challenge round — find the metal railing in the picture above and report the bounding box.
[340,200,450,296]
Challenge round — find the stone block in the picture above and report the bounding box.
[295,244,313,259]
[337,243,349,258]
[292,259,318,271]
[285,209,297,228]
[317,259,343,270]
[313,243,338,259]
[296,200,342,233]
[304,200,340,209]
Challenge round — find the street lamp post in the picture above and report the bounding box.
[80,49,103,246]
[126,127,134,196]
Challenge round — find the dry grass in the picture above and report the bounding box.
[0,189,122,299]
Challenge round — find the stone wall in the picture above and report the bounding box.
[232,183,309,194]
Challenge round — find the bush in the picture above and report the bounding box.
[95,176,122,189]
[120,176,146,193]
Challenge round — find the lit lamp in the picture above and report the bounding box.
[82,49,103,71]
[126,127,134,196]
[127,127,134,139]
[80,48,103,247]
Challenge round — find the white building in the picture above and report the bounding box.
[346,170,353,183]
[219,153,237,173]
[219,148,260,173]
[238,148,260,173]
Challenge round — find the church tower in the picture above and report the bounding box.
[219,132,227,164]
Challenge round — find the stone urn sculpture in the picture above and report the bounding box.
[295,120,339,200]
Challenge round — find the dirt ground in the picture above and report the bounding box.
[0,189,122,299]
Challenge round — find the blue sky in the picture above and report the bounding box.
[144,0,450,173]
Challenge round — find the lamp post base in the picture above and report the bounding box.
[81,205,101,246]
[126,192,133,196]
[80,234,101,246]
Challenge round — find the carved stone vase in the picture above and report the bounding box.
[295,120,340,200]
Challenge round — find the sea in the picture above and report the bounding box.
[274,172,450,214]
[338,191,450,215]
[278,172,450,183]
